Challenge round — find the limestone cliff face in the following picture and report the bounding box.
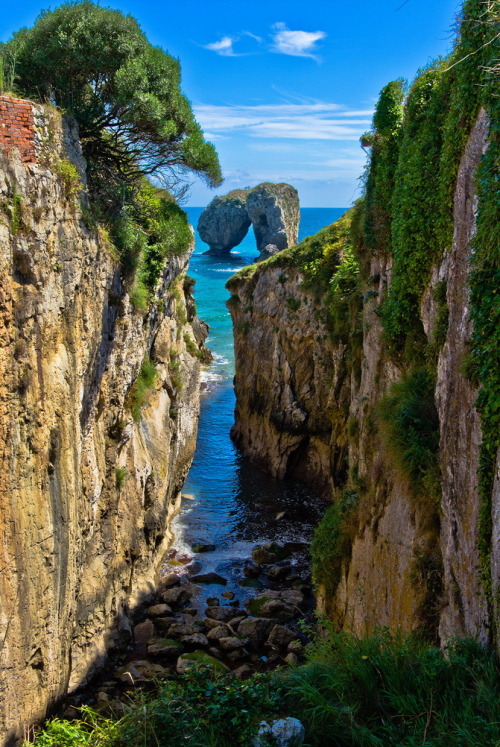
[197,183,299,259]
[227,109,499,645]
[0,102,206,743]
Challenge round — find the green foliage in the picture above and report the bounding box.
[363,79,405,253]
[115,467,127,489]
[31,633,500,747]
[378,369,440,504]
[127,356,158,421]
[311,489,358,599]
[2,1,222,194]
[169,350,183,392]
[183,332,203,360]
[11,189,23,234]
[55,158,81,201]
[285,296,301,312]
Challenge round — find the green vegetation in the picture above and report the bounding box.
[114,467,127,489]
[1,0,221,311]
[10,188,23,234]
[378,369,440,505]
[126,356,158,422]
[311,490,358,599]
[29,630,500,746]
[169,350,183,392]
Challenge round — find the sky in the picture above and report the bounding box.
[1,0,462,207]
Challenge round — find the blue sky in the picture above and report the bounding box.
[2,0,462,207]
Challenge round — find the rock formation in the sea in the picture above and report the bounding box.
[197,191,251,256]
[227,6,498,650]
[197,183,299,260]
[245,183,300,261]
[0,98,207,743]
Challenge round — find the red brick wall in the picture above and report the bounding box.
[0,96,36,164]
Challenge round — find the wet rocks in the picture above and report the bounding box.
[190,572,228,586]
[237,618,275,647]
[252,542,291,565]
[147,638,184,657]
[267,625,298,650]
[160,585,192,607]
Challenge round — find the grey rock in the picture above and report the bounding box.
[284,652,300,667]
[221,590,235,600]
[207,597,220,607]
[167,622,197,638]
[217,636,248,651]
[115,660,168,684]
[253,717,305,746]
[181,633,209,648]
[198,193,251,256]
[267,625,298,650]
[233,664,254,679]
[147,603,172,618]
[158,573,181,589]
[147,638,184,657]
[133,619,155,644]
[190,572,228,586]
[161,586,192,607]
[246,183,299,260]
[207,625,230,641]
[237,617,275,646]
[205,606,240,623]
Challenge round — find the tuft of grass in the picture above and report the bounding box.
[126,356,158,422]
[115,467,127,489]
[377,368,440,504]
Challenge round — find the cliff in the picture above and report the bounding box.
[227,3,499,648]
[0,100,206,743]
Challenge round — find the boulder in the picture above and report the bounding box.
[114,660,168,684]
[161,586,192,607]
[267,624,298,650]
[237,617,275,647]
[217,636,249,652]
[207,625,230,641]
[198,192,251,256]
[147,637,184,657]
[190,572,228,586]
[158,573,181,589]
[253,717,305,746]
[205,606,240,623]
[176,651,230,674]
[252,543,291,565]
[181,633,209,648]
[245,184,299,261]
[147,603,172,618]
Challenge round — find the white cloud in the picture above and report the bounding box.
[203,36,238,56]
[194,102,373,141]
[271,22,326,60]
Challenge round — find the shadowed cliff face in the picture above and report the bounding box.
[0,104,206,744]
[227,109,498,646]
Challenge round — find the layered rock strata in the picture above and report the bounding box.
[0,102,206,744]
[227,110,499,645]
[197,183,299,260]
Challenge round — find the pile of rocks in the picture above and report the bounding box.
[62,541,313,716]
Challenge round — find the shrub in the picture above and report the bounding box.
[311,490,358,599]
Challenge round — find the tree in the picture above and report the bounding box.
[1,1,222,199]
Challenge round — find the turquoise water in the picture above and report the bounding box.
[165,208,346,602]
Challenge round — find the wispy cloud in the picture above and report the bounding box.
[194,102,373,141]
[271,23,326,60]
[203,36,238,56]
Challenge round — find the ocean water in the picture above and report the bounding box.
[164,207,346,604]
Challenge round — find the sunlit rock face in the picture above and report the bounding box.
[0,101,206,744]
[227,110,496,649]
[197,191,251,256]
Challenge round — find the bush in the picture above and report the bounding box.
[126,356,158,421]
[311,490,358,598]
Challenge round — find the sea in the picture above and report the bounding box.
[164,207,346,606]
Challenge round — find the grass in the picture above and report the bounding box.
[126,356,158,422]
[28,629,500,746]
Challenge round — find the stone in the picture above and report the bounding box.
[147,603,172,618]
[115,660,168,684]
[133,619,156,644]
[221,591,235,600]
[176,651,230,674]
[253,717,305,746]
[245,183,299,261]
[147,638,184,657]
[181,633,209,648]
[267,625,298,650]
[158,573,181,589]
[287,640,304,655]
[190,573,228,586]
[284,652,300,667]
[252,543,291,565]
[237,617,275,647]
[266,563,291,580]
[207,597,220,607]
[167,622,197,638]
[226,649,248,662]
[154,617,176,634]
[217,636,249,652]
[247,591,303,621]
[233,664,254,679]
[244,563,262,578]
[207,625,230,641]
[198,192,251,256]
[205,606,240,623]
[193,543,216,553]
[161,586,192,607]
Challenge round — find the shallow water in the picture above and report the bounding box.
[163,207,346,608]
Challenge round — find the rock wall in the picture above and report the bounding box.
[0,100,206,744]
[227,109,499,645]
